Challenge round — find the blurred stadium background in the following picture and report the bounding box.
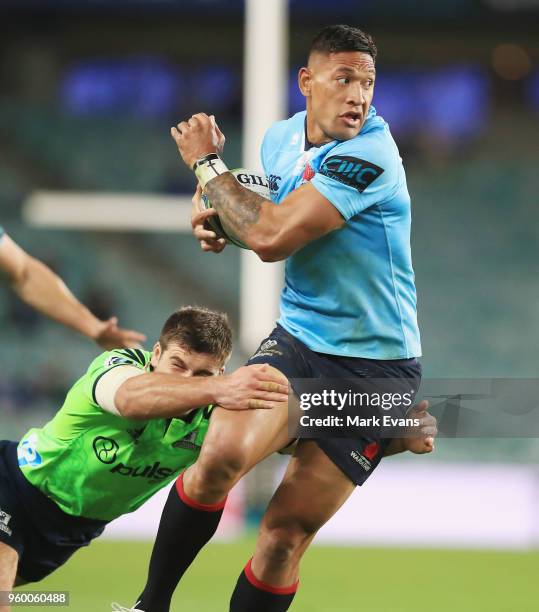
[1,0,539,610]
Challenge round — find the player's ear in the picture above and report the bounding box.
[150,342,162,368]
[298,66,311,97]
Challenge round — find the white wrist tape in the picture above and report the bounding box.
[193,153,229,188]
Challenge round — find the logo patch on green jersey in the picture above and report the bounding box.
[110,461,174,483]
[172,430,200,451]
[18,437,42,467]
[93,436,119,464]
[105,355,134,367]
[127,427,145,443]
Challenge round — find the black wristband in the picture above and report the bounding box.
[192,153,221,172]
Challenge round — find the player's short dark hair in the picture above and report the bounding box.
[159,306,232,365]
[309,24,377,61]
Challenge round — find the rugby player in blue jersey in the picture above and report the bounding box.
[134,25,433,612]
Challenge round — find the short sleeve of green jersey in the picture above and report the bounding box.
[82,348,150,407]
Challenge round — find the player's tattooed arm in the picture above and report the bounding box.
[203,173,266,239]
[172,112,343,260]
[200,177,344,261]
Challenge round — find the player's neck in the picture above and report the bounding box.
[304,113,333,148]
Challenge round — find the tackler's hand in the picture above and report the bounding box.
[215,364,290,411]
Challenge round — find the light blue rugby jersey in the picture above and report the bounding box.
[260,106,421,360]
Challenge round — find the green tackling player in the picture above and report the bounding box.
[0,306,289,608]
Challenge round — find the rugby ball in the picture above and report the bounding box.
[201,168,270,250]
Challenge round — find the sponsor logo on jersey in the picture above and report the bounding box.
[319,155,384,193]
[17,437,42,467]
[268,174,282,193]
[106,349,146,368]
[127,428,145,444]
[105,355,134,368]
[109,461,174,483]
[172,430,201,451]
[93,436,120,464]
[0,509,12,537]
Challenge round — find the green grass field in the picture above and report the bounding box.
[16,538,539,611]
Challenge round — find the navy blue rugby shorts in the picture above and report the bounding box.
[247,325,422,486]
[0,440,107,582]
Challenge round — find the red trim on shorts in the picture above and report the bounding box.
[175,471,227,512]
[244,558,299,595]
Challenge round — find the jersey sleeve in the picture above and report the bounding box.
[82,348,148,408]
[310,131,398,220]
[260,118,289,178]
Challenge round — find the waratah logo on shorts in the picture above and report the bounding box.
[260,340,277,352]
[253,339,281,359]
[362,441,380,461]
[350,442,380,472]
[0,509,12,537]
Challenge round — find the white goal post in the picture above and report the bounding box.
[22,0,289,354]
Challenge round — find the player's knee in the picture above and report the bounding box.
[194,441,249,490]
[259,521,315,568]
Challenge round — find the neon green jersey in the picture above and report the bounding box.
[17,349,211,521]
